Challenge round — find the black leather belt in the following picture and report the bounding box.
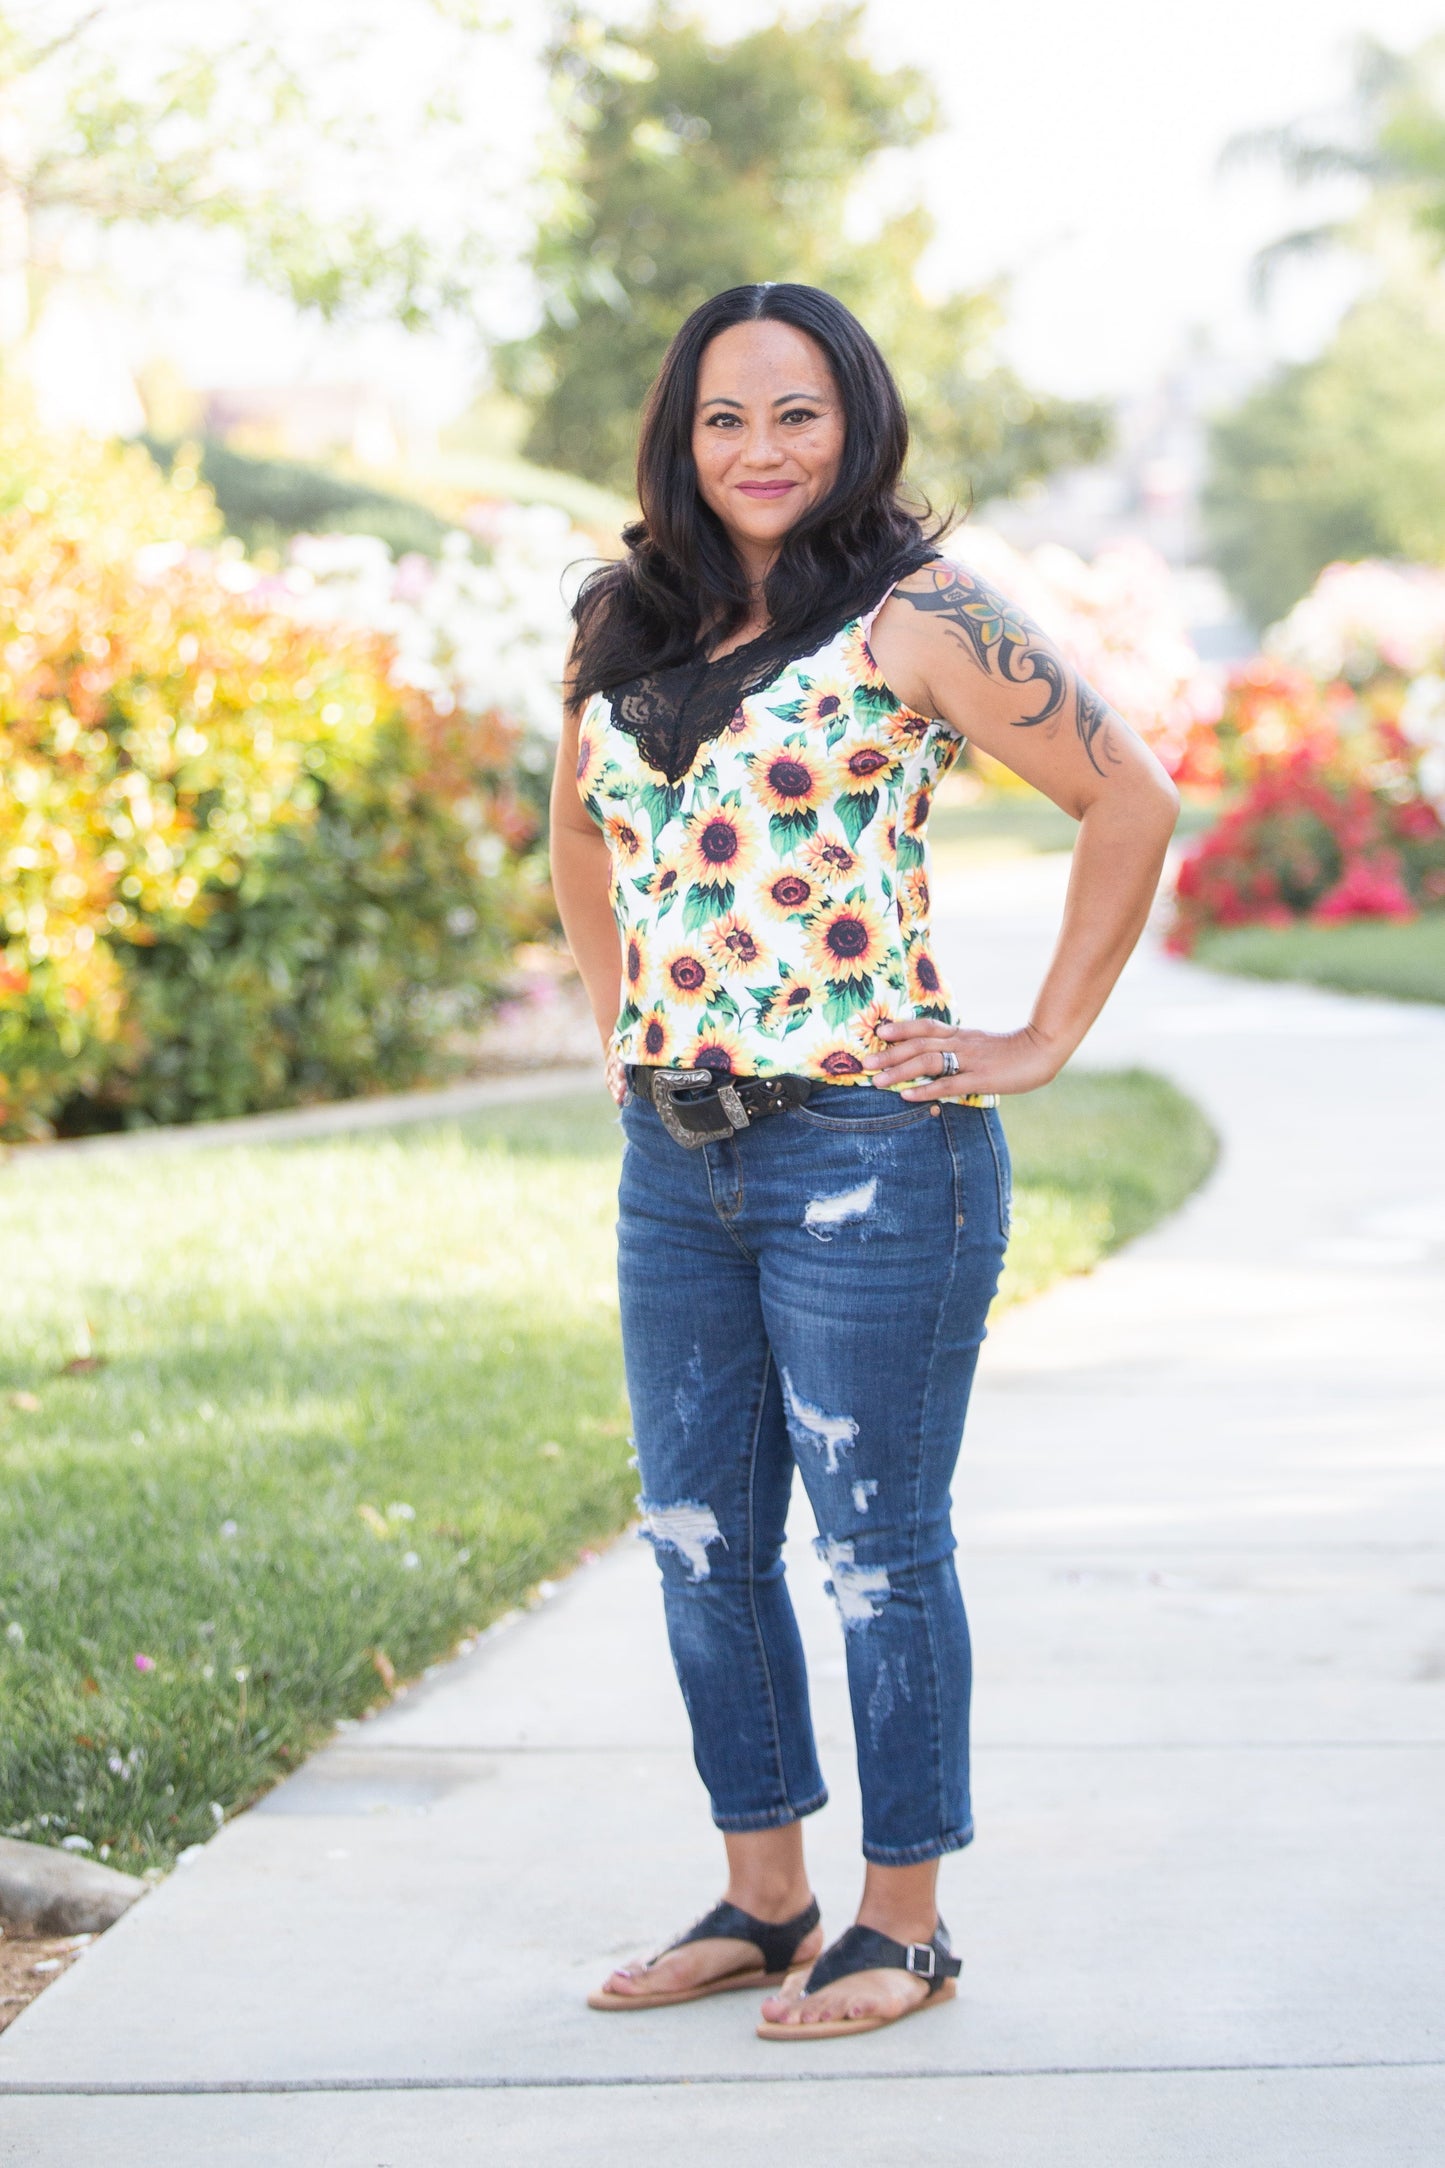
[628,1064,812,1148]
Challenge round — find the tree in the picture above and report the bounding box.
[0,0,524,342]
[1204,279,1445,629]
[1228,32,1445,283]
[1204,32,1445,625]
[504,3,1108,504]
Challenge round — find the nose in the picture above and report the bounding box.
[738,424,787,468]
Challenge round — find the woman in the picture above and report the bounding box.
[550,283,1177,2040]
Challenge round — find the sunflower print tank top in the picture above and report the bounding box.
[576,589,963,1084]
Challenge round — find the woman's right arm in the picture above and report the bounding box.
[550,672,626,1099]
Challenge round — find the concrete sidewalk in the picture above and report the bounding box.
[3,861,1443,2165]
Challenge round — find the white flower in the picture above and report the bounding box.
[273,501,595,747]
[1267,561,1445,683]
[1401,673,1445,814]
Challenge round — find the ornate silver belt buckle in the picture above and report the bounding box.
[651,1067,717,1149]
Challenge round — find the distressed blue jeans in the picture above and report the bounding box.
[617,1081,1010,1865]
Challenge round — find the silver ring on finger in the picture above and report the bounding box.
[939,1047,959,1078]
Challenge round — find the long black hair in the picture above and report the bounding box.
[567,283,943,702]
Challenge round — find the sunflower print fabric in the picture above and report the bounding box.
[577,601,966,1085]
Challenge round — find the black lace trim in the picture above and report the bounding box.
[604,556,934,785]
[603,622,835,785]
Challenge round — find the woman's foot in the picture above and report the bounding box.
[590,1886,823,2009]
[758,1901,943,2030]
[758,1959,930,2029]
[601,1916,824,2002]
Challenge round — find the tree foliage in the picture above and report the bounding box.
[1228,32,1445,282]
[1207,33,1445,625]
[0,1,522,334]
[1205,281,1445,630]
[505,4,1108,505]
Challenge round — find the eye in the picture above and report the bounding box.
[781,407,820,425]
[703,412,742,428]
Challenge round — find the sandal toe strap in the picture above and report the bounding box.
[663,1895,821,1975]
[802,1921,962,1999]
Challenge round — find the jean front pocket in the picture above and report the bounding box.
[791,1085,932,1134]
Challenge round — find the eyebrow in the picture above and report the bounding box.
[698,390,827,408]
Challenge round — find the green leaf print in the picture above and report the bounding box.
[638,780,684,843]
[708,986,742,1023]
[823,976,872,1026]
[682,880,733,932]
[835,789,878,848]
[769,808,818,855]
[896,831,925,872]
[854,682,896,724]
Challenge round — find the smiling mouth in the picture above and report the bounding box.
[736,480,798,495]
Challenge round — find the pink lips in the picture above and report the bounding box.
[736,481,797,498]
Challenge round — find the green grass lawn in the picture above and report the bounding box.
[0,1070,1214,1871]
[928,787,1216,869]
[1194,915,1445,1005]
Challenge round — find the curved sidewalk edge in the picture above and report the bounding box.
[18,1064,605,1159]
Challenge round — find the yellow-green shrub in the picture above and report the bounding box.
[0,419,535,1137]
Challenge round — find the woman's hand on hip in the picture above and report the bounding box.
[864,1019,1060,1100]
[605,1045,629,1107]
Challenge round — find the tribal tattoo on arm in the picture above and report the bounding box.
[895,562,1119,775]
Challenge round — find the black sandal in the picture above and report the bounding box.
[755,1919,961,2039]
[588,1896,822,2011]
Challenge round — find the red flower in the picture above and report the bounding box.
[1310,854,1417,924]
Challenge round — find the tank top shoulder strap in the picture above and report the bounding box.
[856,553,943,646]
[856,581,902,646]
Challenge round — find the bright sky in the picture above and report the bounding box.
[51,0,1445,414]
[715,0,1445,398]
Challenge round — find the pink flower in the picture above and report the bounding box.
[1310,853,1417,924]
[133,1653,156,1672]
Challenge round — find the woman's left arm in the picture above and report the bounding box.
[866,559,1180,1100]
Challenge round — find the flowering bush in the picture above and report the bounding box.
[278,506,586,745]
[944,527,1223,784]
[1267,560,1445,687]
[1168,751,1445,952]
[0,418,537,1138]
[1168,558,1445,949]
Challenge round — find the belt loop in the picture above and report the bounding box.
[716,1083,750,1131]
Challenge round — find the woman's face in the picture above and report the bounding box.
[691,320,845,567]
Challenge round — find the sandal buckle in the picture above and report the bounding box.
[904,1942,936,1979]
